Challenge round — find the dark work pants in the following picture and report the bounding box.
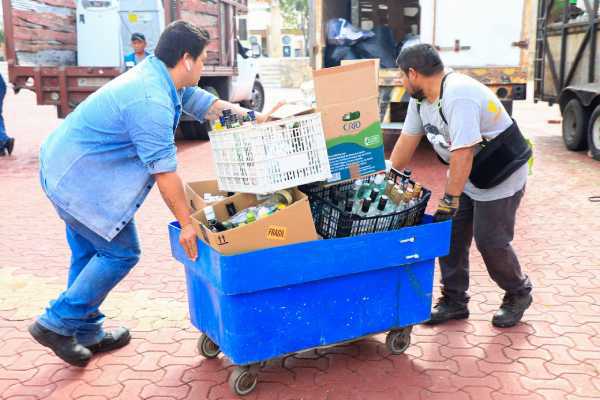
[439,187,532,305]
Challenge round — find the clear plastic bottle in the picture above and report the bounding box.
[385,179,395,197]
[359,199,372,218]
[366,173,386,196]
[355,179,369,200]
[351,180,362,197]
[368,196,388,217]
[369,188,381,204]
[351,199,371,235]
[408,184,423,208]
[375,196,393,231]
[203,206,219,232]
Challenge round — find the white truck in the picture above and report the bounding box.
[2,0,264,140]
[309,0,532,132]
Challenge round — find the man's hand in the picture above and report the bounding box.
[179,223,198,261]
[154,172,197,261]
[433,193,460,222]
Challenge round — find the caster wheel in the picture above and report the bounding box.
[228,367,258,396]
[386,326,412,355]
[197,333,220,359]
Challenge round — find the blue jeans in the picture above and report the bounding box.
[0,74,8,142]
[37,196,141,346]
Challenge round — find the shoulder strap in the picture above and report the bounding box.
[438,72,453,125]
[416,72,453,124]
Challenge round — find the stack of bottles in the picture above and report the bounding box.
[343,169,422,218]
[203,190,293,233]
[311,168,430,238]
[213,109,257,131]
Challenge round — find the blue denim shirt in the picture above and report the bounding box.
[124,51,150,66]
[40,55,217,241]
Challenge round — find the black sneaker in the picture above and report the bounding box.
[492,293,533,328]
[425,296,470,325]
[85,327,131,354]
[28,322,92,367]
[0,137,14,155]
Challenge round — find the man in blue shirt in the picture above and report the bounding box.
[29,21,272,367]
[124,32,150,68]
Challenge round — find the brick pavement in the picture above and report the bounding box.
[1,85,599,400]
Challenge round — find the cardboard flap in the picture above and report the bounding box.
[314,60,379,105]
[270,103,315,120]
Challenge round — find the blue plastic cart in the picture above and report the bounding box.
[168,216,451,396]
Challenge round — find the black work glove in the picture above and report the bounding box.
[433,194,460,222]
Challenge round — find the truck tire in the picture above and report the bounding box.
[587,105,600,161]
[240,80,265,112]
[562,99,589,151]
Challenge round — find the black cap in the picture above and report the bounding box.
[370,188,380,202]
[378,196,389,211]
[361,199,372,213]
[131,32,146,42]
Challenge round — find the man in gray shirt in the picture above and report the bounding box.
[391,44,532,328]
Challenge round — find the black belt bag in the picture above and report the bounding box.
[469,119,532,189]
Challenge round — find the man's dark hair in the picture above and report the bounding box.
[155,20,210,68]
[396,44,444,76]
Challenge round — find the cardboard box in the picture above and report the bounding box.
[270,103,315,120]
[191,188,318,255]
[185,180,231,212]
[313,60,386,184]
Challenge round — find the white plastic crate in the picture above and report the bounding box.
[209,113,331,194]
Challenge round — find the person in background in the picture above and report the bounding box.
[0,73,15,156]
[124,32,150,68]
[29,20,280,368]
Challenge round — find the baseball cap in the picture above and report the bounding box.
[131,32,146,42]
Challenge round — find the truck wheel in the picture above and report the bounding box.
[240,80,265,112]
[587,105,600,161]
[562,99,589,151]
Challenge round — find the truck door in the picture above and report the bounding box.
[434,0,524,67]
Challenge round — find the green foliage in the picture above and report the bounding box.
[279,0,308,29]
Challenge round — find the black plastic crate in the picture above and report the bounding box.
[300,169,432,239]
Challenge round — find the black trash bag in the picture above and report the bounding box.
[326,18,374,46]
[324,45,360,68]
[354,26,398,68]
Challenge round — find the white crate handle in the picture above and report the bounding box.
[399,237,416,244]
[405,254,420,260]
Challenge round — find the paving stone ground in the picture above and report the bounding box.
[1,82,599,400]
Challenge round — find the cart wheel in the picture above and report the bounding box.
[386,326,412,355]
[197,333,220,359]
[228,367,258,396]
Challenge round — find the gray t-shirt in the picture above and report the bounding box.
[402,72,527,201]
